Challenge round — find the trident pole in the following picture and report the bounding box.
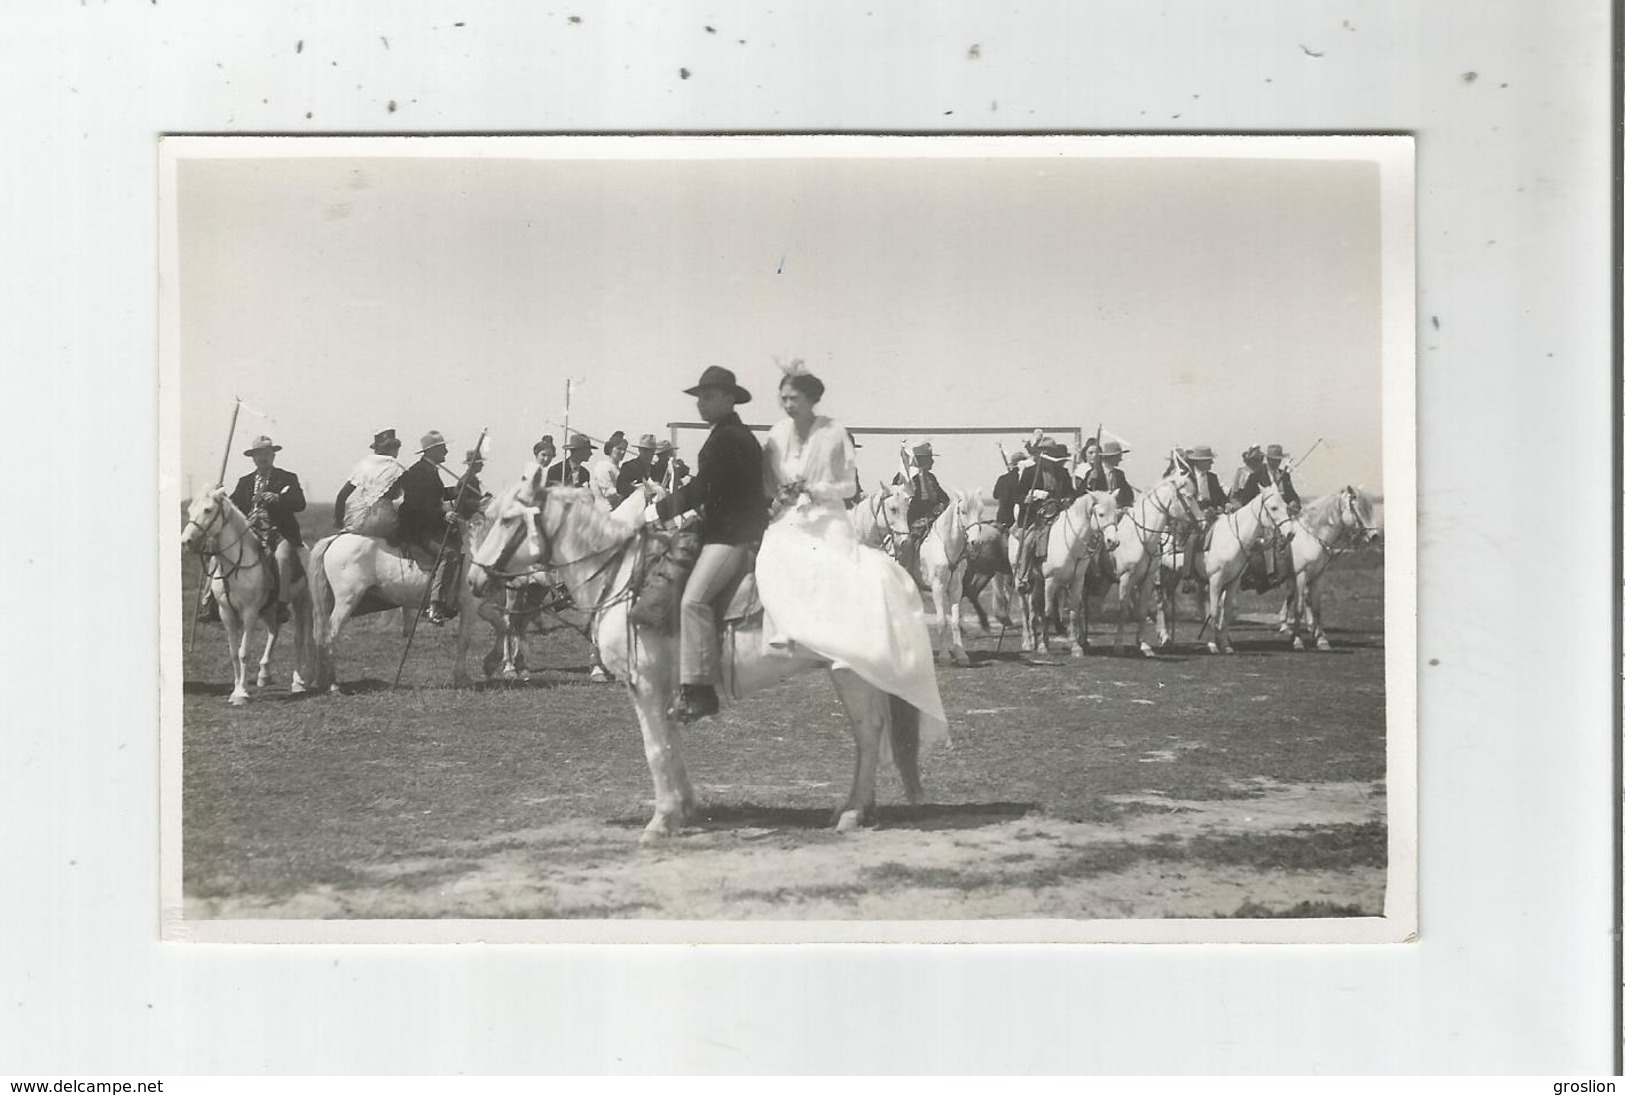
[188,398,244,656]
[394,428,487,688]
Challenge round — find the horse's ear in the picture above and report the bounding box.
[211,486,228,501]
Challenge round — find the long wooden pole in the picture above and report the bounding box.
[393,428,487,688]
[188,399,244,656]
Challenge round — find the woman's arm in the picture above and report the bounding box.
[803,422,858,504]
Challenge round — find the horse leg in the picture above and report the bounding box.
[225,604,253,705]
[319,593,365,693]
[1205,574,1224,655]
[289,591,312,694]
[1308,576,1331,650]
[629,681,689,842]
[256,615,279,689]
[1068,574,1087,660]
[830,669,885,831]
[945,567,969,666]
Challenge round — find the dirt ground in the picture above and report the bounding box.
[178,517,1390,924]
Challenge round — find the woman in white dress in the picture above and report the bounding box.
[755,368,950,751]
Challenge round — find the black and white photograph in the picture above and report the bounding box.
[160,135,1414,942]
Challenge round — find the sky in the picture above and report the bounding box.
[174,143,1388,503]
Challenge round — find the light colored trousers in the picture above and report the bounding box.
[680,542,751,685]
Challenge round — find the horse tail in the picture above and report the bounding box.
[309,535,336,648]
[887,694,924,805]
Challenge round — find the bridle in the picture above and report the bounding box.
[184,500,263,580]
[1129,479,1196,550]
[479,489,643,625]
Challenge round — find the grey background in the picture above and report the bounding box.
[2,0,1613,1074]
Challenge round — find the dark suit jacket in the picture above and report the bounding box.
[892,469,949,527]
[1015,460,1077,526]
[616,456,656,497]
[1231,466,1300,509]
[992,469,1022,528]
[655,411,768,546]
[1189,469,1229,513]
[1077,465,1135,509]
[230,467,306,547]
[544,459,591,488]
[397,458,455,542]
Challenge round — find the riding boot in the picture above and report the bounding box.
[674,682,720,723]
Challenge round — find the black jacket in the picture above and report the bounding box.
[1230,466,1300,510]
[892,469,950,527]
[1016,459,1077,527]
[544,459,590,488]
[230,467,306,547]
[1077,465,1135,509]
[655,411,768,545]
[397,458,455,542]
[1188,469,1229,514]
[615,456,656,497]
[992,468,1022,528]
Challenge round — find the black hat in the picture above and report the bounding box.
[372,428,399,451]
[683,366,752,404]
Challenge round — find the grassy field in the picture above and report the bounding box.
[176,504,1390,921]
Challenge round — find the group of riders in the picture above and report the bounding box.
[194,371,1309,722]
[197,426,693,627]
[883,430,1304,609]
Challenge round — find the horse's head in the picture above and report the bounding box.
[1343,485,1381,544]
[180,487,230,554]
[1259,486,1295,542]
[875,481,912,540]
[1087,491,1120,550]
[1154,474,1201,533]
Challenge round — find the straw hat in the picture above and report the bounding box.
[243,435,281,456]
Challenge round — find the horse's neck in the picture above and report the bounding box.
[1133,487,1171,538]
[1231,497,1267,543]
[553,513,635,610]
[1305,497,1345,544]
[216,501,262,566]
[935,498,964,547]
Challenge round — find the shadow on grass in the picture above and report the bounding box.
[608,800,1037,833]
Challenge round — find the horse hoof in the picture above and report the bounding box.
[1206,642,1220,655]
[1221,646,1236,656]
[1140,643,1156,658]
[228,693,249,707]
[1316,638,1332,652]
[835,809,865,833]
[290,681,308,695]
[255,674,270,688]
[1292,636,1306,652]
[640,819,681,844]
[951,651,971,668]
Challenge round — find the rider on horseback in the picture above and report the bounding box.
[227,435,306,624]
[1231,443,1301,591]
[333,427,406,535]
[398,430,477,626]
[1013,439,1076,594]
[1176,444,1228,592]
[891,442,950,578]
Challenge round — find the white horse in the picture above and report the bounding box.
[1033,491,1119,657]
[1278,486,1382,650]
[1187,487,1296,654]
[857,482,974,666]
[958,490,1015,633]
[473,474,930,841]
[307,507,509,692]
[180,489,314,705]
[1079,477,1200,657]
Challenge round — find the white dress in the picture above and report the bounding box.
[756,415,950,750]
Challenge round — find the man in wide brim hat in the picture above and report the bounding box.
[1177,444,1229,591]
[683,365,753,404]
[242,435,283,456]
[641,365,768,722]
[616,433,664,498]
[545,434,593,487]
[222,434,306,622]
[1079,438,1135,508]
